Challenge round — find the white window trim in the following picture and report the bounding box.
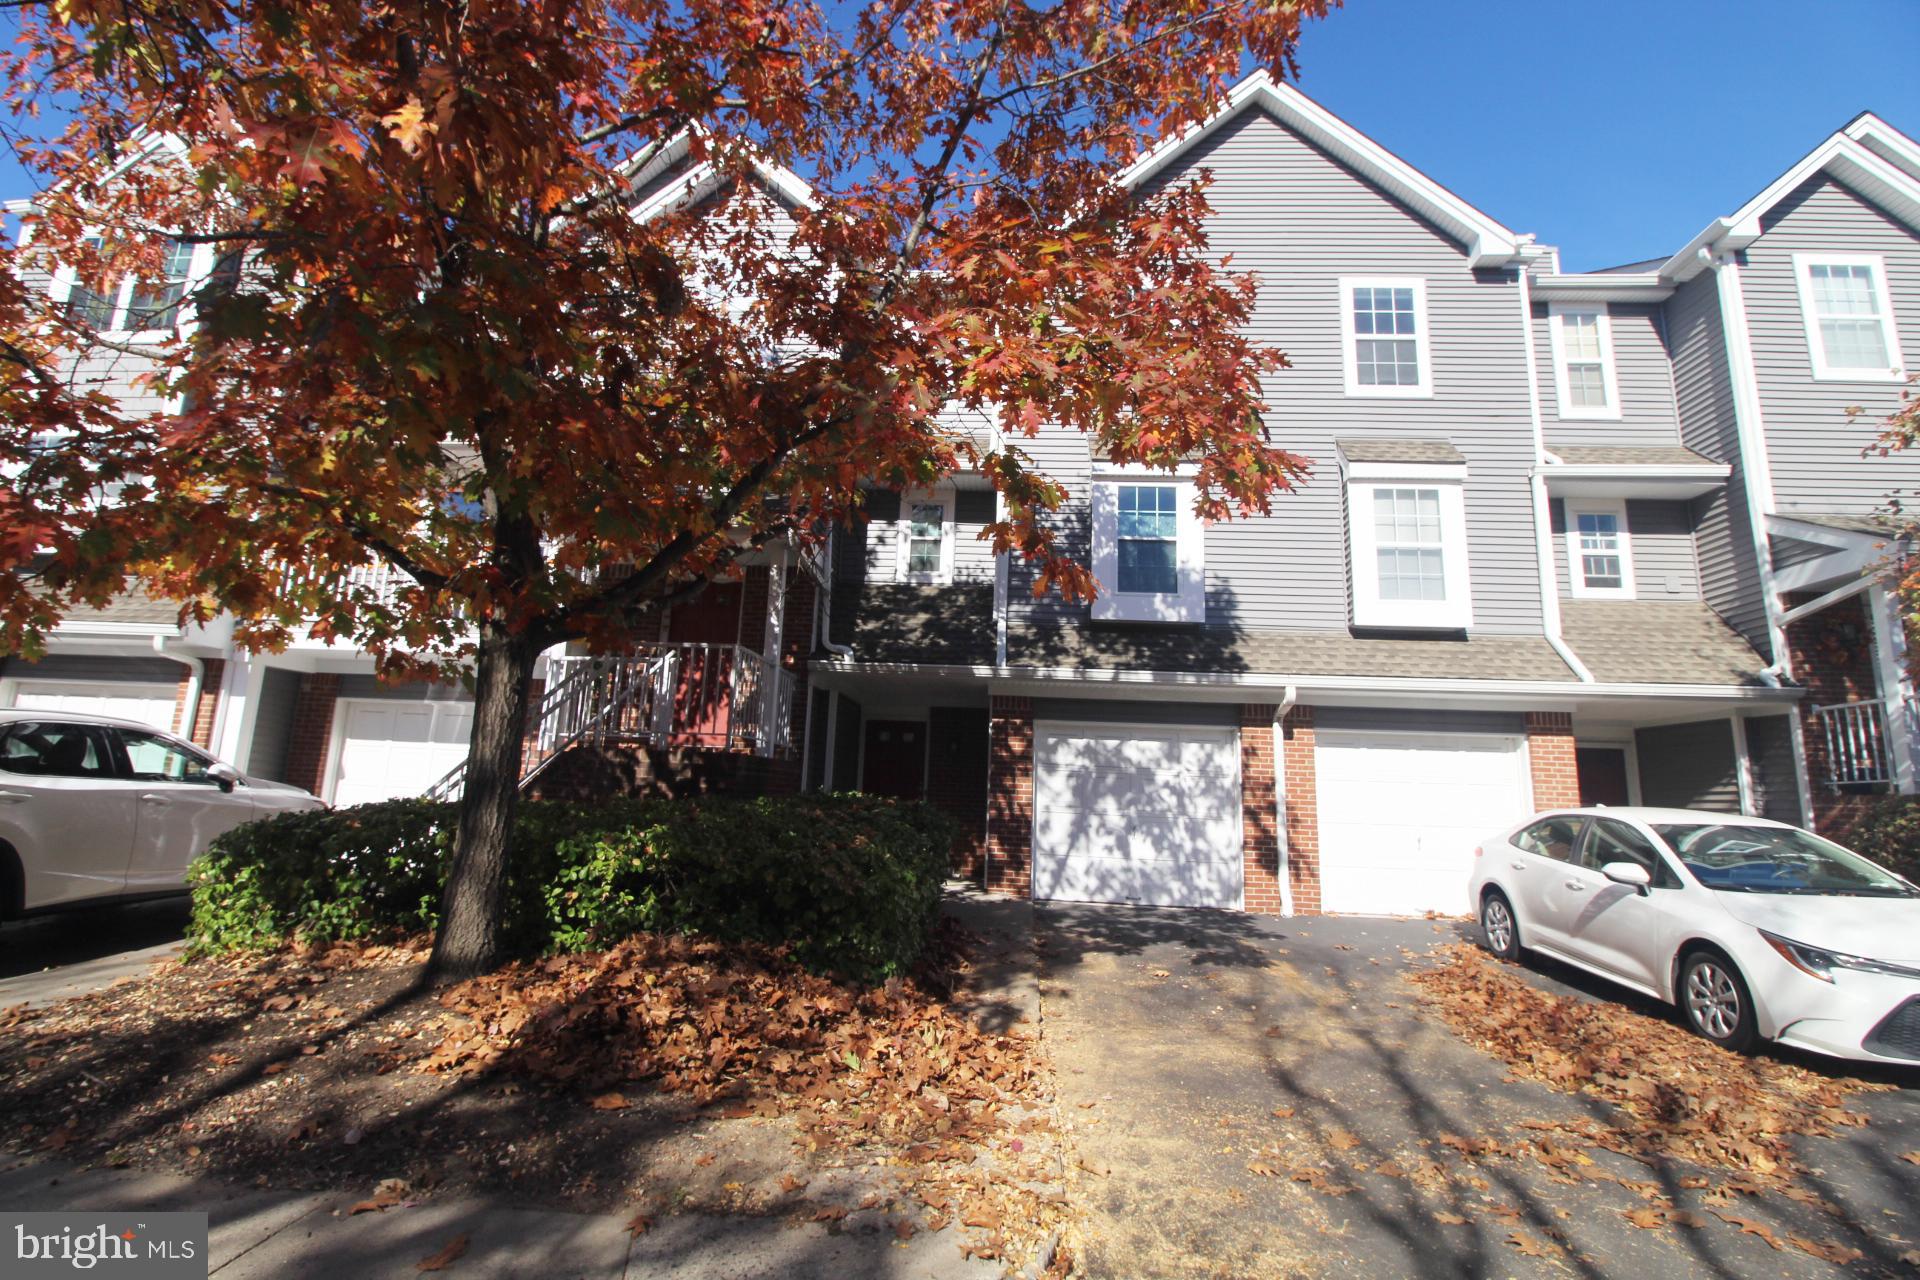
[1565,497,1636,600]
[1339,276,1433,399]
[1791,252,1906,383]
[1089,468,1205,624]
[1344,461,1472,630]
[46,238,220,344]
[1546,303,1622,420]
[895,487,955,585]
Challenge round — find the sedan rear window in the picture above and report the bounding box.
[1653,823,1916,897]
[0,722,114,778]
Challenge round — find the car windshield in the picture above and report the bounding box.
[1652,823,1917,897]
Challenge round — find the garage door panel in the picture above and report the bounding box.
[1033,723,1242,909]
[1316,731,1528,917]
[11,682,181,733]
[332,700,473,808]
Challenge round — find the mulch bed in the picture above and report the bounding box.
[0,922,1070,1271]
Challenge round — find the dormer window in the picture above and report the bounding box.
[1340,443,1472,630]
[1548,305,1621,419]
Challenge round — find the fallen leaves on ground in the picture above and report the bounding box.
[1408,944,1884,1182]
[414,1233,468,1271]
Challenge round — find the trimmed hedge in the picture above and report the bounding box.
[187,794,956,979]
[1836,795,1920,886]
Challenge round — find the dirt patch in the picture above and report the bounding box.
[0,926,1068,1270]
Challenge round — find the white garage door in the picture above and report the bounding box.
[10,681,182,733]
[331,700,474,807]
[1316,730,1530,916]
[1033,723,1242,908]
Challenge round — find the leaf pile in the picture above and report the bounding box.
[420,931,1041,1153]
[1409,944,1885,1181]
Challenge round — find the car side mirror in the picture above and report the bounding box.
[1600,861,1652,893]
[209,762,242,794]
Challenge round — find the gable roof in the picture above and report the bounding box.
[1660,112,1920,283]
[1116,70,1523,268]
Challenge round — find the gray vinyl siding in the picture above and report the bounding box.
[1548,499,1701,599]
[1535,302,1684,448]
[1635,718,1742,812]
[1742,175,1920,517]
[1006,426,1093,626]
[1665,271,1771,657]
[1,654,186,684]
[246,666,302,783]
[1011,106,1545,635]
[1744,714,1803,826]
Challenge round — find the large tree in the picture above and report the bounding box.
[0,0,1321,976]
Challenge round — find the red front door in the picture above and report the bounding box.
[1576,747,1631,807]
[862,720,927,798]
[667,584,744,747]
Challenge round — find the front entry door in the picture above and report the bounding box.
[1576,747,1631,807]
[862,720,927,798]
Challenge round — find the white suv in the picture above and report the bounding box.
[0,710,324,918]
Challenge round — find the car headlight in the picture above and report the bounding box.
[1760,931,1920,982]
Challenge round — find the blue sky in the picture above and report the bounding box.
[4,0,1916,272]
[1287,0,1920,270]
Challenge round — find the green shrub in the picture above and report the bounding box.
[187,793,956,979]
[1837,796,1920,885]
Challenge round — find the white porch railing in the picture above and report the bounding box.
[1812,697,1899,788]
[423,642,794,803]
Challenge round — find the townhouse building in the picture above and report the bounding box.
[7,73,1918,918]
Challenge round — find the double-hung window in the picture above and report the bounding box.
[1566,499,1634,598]
[1341,278,1431,397]
[1091,468,1204,623]
[1793,253,1904,381]
[59,236,223,336]
[895,489,953,584]
[1548,305,1620,419]
[1343,453,1472,630]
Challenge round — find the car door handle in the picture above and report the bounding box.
[0,790,28,804]
[1509,861,1526,871]
[1563,880,1586,892]
[140,793,173,806]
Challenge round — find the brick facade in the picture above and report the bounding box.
[1525,711,1580,811]
[738,564,771,653]
[1279,706,1321,914]
[1240,704,1284,915]
[283,673,340,797]
[928,706,990,880]
[1785,591,1883,834]
[187,658,225,747]
[985,696,1033,897]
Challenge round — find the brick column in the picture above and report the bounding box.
[283,674,340,798]
[985,696,1033,898]
[1240,705,1284,915]
[1526,711,1580,810]
[188,658,225,748]
[1279,706,1321,914]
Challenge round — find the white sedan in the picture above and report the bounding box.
[0,710,324,918]
[1468,807,1920,1064]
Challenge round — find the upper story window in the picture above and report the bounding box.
[1566,499,1634,599]
[1342,455,1472,630]
[1548,305,1621,419]
[1340,277,1431,398]
[57,237,237,338]
[895,488,953,584]
[1793,253,1904,381]
[1090,468,1204,624]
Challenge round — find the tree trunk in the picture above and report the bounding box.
[427,625,539,980]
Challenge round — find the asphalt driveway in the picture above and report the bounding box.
[1035,903,1920,1280]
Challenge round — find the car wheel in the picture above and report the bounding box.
[1480,890,1522,960]
[1678,949,1757,1052]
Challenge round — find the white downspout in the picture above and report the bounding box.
[818,527,855,659]
[1272,685,1298,917]
[155,636,203,741]
[1517,265,1596,684]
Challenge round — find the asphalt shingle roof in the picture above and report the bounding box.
[1007,622,1578,682]
[1773,511,1903,538]
[1551,445,1722,468]
[56,585,184,629]
[1335,438,1466,465]
[1558,600,1769,686]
